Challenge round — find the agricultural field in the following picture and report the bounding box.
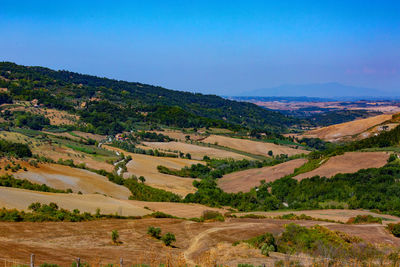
[8,162,131,199]
[141,141,251,160]
[293,152,389,180]
[0,187,150,216]
[301,114,394,142]
[0,217,399,266]
[218,158,307,193]
[104,145,202,196]
[201,135,309,157]
[237,209,400,225]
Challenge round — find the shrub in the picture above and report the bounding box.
[388,223,400,237]
[147,226,162,239]
[201,210,225,221]
[161,232,176,246]
[347,215,382,224]
[111,230,120,244]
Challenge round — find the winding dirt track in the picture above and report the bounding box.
[0,218,398,267]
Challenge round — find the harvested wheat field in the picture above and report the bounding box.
[141,141,251,160]
[237,209,400,225]
[294,152,389,180]
[0,217,398,267]
[302,114,393,142]
[201,135,309,157]
[218,158,307,193]
[0,187,150,216]
[128,200,228,218]
[10,163,131,199]
[104,145,202,196]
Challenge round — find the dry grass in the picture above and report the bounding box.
[236,209,400,225]
[302,114,393,142]
[218,158,307,193]
[0,187,150,216]
[3,161,131,199]
[6,105,79,125]
[201,135,309,157]
[293,152,389,180]
[0,217,398,266]
[141,141,251,160]
[104,145,202,196]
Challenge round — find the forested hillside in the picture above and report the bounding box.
[0,62,300,134]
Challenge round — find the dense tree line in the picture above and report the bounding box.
[0,139,32,157]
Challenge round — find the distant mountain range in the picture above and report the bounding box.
[242,83,395,98]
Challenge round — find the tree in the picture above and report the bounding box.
[111,230,120,244]
[268,150,273,156]
[161,232,176,246]
[139,176,146,183]
[147,226,162,239]
[185,153,191,159]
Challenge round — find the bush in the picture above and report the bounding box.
[161,232,176,246]
[147,226,162,239]
[111,230,120,244]
[201,210,225,221]
[347,215,383,224]
[388,223,400,237]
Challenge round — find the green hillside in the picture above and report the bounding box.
[0,62,300,134]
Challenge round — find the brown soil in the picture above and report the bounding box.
[218,158,307,193]
[201,135,309,157]
[294,152,389,180]
[0,217,398,267]
[141,141,251,160]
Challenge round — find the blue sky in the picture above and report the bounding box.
[0,0,399,95]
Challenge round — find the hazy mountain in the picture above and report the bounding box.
[244,83,394,98]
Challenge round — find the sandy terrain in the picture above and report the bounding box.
[104,145,202,196]
[0,217,398,267]
[237,209,400,225]
[302,114,393,142]
[128,200,228,218]
[141,141,251,160]
[201,135,309,157]
[294,152,389,180]
[0,187,150,217]
[10,163,131,199]
[218,158,307,193]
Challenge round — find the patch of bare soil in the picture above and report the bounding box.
[294,152,389,180]
[218,158,307,193]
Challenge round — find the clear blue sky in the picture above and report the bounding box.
[0,0,399,95]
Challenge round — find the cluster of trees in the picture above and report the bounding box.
[0,174,70,193]
[124,178,182,202]
[0,62,300,132]
[0,139,32,158]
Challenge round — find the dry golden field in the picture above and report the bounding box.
[201,135,309,157]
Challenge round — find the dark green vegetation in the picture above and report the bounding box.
[346,215,383,224]
[158,156,294,179]
[147,226,176,246]
[388,223,400,237]
[306,109,382,127]
[0,138,32,157]
[124,178,182,202]
[0,174,71,193]
[0,202,135,222]
[0,62,300,133]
